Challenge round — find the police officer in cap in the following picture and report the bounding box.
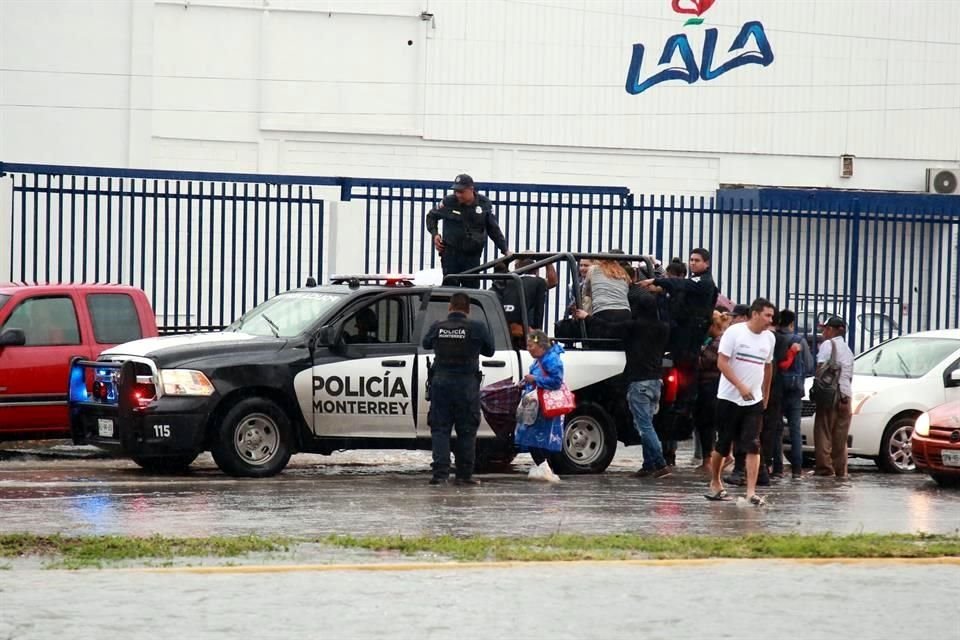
[421,292,495,485]
[426,174,511,288]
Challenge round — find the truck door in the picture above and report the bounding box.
[415,293,521,437]
[310,294,418,438]
[0,293,94,436]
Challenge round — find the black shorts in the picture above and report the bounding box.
[715,399,763,456]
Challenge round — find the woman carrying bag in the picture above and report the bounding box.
[516,330,572,483]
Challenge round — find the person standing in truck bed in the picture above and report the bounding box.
[426,174,511,288]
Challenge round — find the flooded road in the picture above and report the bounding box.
[1,561,956,640]
[2,446,958,537]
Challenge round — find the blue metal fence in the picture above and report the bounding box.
[348,181,960,352]
[1,163,331,333]
[3,162,959,351]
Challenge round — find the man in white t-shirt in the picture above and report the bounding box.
[813,316,856,478]
[705,298,776,506]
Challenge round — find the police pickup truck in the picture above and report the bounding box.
[68,253,688,477]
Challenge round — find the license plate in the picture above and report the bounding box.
[942,450,960,468]
[97,418,115,438]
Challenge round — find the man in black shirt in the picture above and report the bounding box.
[642,248,718,358]
[575,301,671,478]
[426,174,511,288]
[422,293,496,485]
[494,257,559,347]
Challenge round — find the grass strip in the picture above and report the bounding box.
[1,533,958,568]
[0,534,290,569]
[322,533,960,562]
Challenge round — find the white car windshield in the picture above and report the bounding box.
[228,292,345,338]
[854,337,960,379]
[858,313,899,334]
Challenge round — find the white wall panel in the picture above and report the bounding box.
[421,0,960,161]
[1,0,958,191]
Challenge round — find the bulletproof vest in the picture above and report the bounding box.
[432,315,479,374]
[450,207,487,254]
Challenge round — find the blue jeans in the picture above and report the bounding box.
[627,380,666,470]
[782,392,804,472]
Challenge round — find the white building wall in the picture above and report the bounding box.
[2,0,959,338]
[1,0,958,193]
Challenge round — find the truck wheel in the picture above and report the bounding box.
[877,417,916,474]
[551,404,617,474]
[475,438,517,473]
[131,453,198,474]
[210,397,293,477]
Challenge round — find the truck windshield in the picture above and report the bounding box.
[228,292,345,338]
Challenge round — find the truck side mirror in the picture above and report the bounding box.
[0,328,26,348]
[317,325,334,346]
[951,369,960,384]
[316,324,346,353]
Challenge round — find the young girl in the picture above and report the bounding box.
[515,330,566,483]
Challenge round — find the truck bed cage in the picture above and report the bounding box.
[450,251,660,346]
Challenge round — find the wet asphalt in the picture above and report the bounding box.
[1,562,957,640]
[1,444,958,538]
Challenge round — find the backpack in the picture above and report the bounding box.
[809,339,841,408]
[781,334,811,394]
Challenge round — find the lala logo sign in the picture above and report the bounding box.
[625,0,774,95]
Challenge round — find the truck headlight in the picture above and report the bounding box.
[159,370,215,396]
[852,391,877,415]
[913,412,930,438]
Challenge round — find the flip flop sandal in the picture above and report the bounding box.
[704,489,731,501]
[748,494,767,507]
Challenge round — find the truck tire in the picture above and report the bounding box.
[877,416,917,474]
[131,453,198,474]
[551,403,617,474]
[210,397,293,478]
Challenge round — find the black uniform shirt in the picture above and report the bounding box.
[425,194,509,256]
[422,311,496,377]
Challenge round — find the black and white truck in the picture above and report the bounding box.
[68,253,692,477]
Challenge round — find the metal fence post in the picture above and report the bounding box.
[847,198,862,352]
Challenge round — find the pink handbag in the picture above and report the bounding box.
[538,384,576,418]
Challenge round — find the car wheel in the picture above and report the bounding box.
[931,473,960,488]
[474,438,517,473]
[551,403,617,474]
[877,417,917,473]
[131,453,198,474]
[210,397,293,477]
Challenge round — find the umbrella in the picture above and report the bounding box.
[479,378,522,437]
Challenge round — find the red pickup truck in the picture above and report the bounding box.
[0,283,157,440]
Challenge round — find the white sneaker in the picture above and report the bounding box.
[528,465,544,480]
[540,462,561,484]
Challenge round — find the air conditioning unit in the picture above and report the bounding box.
[926,168,960,194]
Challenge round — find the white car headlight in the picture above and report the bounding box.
[913,412,930,437]
[851,391,877,415]
[160,369,215,396]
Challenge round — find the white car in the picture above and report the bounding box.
[794,329,960,473]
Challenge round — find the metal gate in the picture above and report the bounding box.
[1,163,332,333]
[3,162,959,351]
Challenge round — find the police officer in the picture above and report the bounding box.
[642,248,719,358]
[426,174,511,288]
[421,292,495,485]
[641,248,719,465]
